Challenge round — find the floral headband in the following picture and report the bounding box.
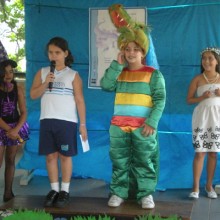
[201,47,220,56]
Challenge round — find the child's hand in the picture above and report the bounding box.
[46,72,55,85]
[141,123,155,137]
[215,88,220,96]
[202,90,212,98]
[6,128,20,140]
[117,52,125,65]
[79,124,88,141]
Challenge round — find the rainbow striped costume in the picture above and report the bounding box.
[101,60,166,201]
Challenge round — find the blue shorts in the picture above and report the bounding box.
[39,119,77,156]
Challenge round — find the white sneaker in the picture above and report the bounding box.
[189,192,199,199]
[108,195,124,207]
[141,195,155,209]
[205,187,217,199]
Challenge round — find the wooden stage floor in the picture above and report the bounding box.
[0,195,193,219]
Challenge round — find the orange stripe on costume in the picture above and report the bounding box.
[117,66,154,83]
[120,126,137,132]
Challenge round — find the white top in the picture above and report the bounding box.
[40,66,78,122]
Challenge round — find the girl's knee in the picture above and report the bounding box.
[5,159,15,167]
[59,154,71,163]
[195,152,206,159]
[46,152,58,162]
[208,152,217,159]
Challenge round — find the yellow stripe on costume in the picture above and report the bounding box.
[118,70,152,83]
[115,93,153,107]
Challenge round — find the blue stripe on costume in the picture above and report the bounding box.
[114,105,152,117]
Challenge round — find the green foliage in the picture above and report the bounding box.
[0,0,25,71]
[0,210,182,220]
[135,214,182,220]
[71,215,115,220]
[2,209,53,220]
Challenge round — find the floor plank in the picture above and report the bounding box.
[0,195,192,220]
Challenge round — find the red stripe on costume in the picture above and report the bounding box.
[111,115,145,127]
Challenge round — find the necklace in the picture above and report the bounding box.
[203,72,220,84]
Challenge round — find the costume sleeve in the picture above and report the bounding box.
[145,69,166,129]
[100,60,124,91]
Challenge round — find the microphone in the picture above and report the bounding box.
[49,60,55,92]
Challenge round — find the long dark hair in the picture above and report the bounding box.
[46,37,74,67]
[0,61,18,93]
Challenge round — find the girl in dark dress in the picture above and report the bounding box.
[0,59,29,202]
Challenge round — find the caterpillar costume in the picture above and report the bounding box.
[101,4,166,201]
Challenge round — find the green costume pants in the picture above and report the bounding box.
[109,125,159,201]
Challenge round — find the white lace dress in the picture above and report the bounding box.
[192,84,220,152]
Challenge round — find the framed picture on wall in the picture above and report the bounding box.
[88,7,147,89]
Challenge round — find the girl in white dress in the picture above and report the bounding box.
[187,47,220,199]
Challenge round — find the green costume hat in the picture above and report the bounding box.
[108,4,150,57]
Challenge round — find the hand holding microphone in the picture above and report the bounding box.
[49,60,56,92]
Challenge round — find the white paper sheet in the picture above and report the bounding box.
[79,135,90,152]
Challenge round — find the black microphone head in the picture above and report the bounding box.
[50,60,55,73]
[49,60,56,92]
[50,60,56,66]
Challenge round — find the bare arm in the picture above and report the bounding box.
[73,73,87,141]
[6,86,27,140]
[15,86,27,129]
[0,118,11,131]
[30,69,54,99]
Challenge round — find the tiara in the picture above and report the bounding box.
[201,47,220,56]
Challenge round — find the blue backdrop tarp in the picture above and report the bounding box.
[18,0,220,189]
